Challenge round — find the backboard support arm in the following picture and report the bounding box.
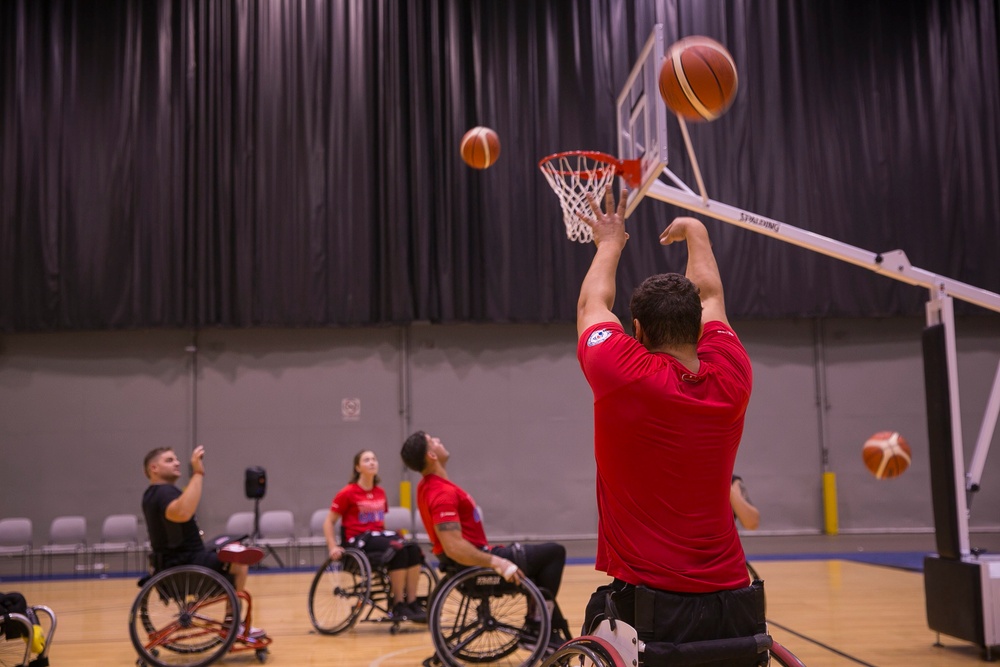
[644,176,1000,558]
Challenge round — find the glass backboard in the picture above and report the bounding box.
[617,24,669,217]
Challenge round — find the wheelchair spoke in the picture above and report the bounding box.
[308,553,371,635]
[130,565,239,667]
[431,568,550,666]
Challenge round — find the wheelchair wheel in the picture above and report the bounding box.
[770,640,806,667]
[0,612,34,667]
[542,638,622,667]
[429,567,551,667]
[129,565,239,667]
[414,561,440,614]
[308,549,372,635]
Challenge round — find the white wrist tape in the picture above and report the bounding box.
[491,555,518,580]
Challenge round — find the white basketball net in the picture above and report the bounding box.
[538,151,621,243]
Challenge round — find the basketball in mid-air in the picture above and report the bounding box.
[460,126,501,169]
[862,431,912,479]
[658,36,738,122]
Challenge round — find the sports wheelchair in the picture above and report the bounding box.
[540,580,805,667]
[0,599,55,667]
[308,541,439,635]
[129,563,272,667]
[422,564,572,667]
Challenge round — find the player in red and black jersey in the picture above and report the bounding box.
[575,191,763,661]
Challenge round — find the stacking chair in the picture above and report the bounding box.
[295,509,331,567]
[90,513,140,574]
[39,516,87,577]
[384,506,414,535]
[224,511,255,539]
[0,518,33,578]
[257,510,296,567]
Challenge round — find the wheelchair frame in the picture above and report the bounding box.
[308,546,439,635]
[0,604,55,667]
[129,564,271,667]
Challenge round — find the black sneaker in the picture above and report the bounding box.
[405,601,428,623]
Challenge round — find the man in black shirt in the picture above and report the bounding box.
[142,445,266,637]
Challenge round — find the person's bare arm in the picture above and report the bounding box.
[435,522,521,583]
[660,217,729,327]
[730,478,760,530]
[165,445,205,523]
[577,189,628,337]
[323,510,345,559]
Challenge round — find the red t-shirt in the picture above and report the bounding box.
[578,320,752,593]
[331,483,388,541]
[416,473,489,556]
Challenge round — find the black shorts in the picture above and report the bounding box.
[349,533,423,572]
[585,579,768,667]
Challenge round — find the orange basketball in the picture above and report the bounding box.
[862,431,912,479]
[460,126,501,169]
[658,36,738,122]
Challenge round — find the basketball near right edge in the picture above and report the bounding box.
[863,431,912,479]
[659,36,738,122]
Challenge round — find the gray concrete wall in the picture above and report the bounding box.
[1,316,998,568]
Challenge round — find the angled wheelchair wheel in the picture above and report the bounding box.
[414,561,440,615]
[542,639,621,667]
[129,565,239,667]
[429,567,551,667]
[770,640,806,667]
[0,611,35,667]
[308,549,372,635]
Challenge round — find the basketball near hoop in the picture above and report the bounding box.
[659,36,738,122]
[862,431,912,479]
[460,126,501,169]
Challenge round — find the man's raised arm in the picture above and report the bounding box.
[660,217,729,327]
[577,189,628,337]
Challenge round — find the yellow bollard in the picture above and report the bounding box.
[400,480,412,510]
[822,471,839,535]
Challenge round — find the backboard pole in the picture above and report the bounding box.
[968,360,1000,492]
[676,117,709,204]
[925,291,971,557]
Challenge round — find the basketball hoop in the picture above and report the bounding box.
[538,151,640,243]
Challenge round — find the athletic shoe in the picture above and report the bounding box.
[404,601,428,623]
[239,623,267,639]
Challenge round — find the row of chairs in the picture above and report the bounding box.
[0,507,417,578]
[224,506,416,568]
[0,514,143,578]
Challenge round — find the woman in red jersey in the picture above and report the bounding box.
[322,449,427,622]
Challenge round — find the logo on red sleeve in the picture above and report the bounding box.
[587,329,612,347]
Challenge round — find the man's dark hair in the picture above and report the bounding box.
[629,273,702,348]
[401,431,429,473]
[143,447,172,479]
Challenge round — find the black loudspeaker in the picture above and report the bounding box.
[245,467,267,499]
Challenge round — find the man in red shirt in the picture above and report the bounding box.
[576,190,764,658]
[400,431,569,640]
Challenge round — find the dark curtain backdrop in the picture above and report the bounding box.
[1,0,998,331]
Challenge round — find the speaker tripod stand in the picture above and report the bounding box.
[249,497,285,569]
